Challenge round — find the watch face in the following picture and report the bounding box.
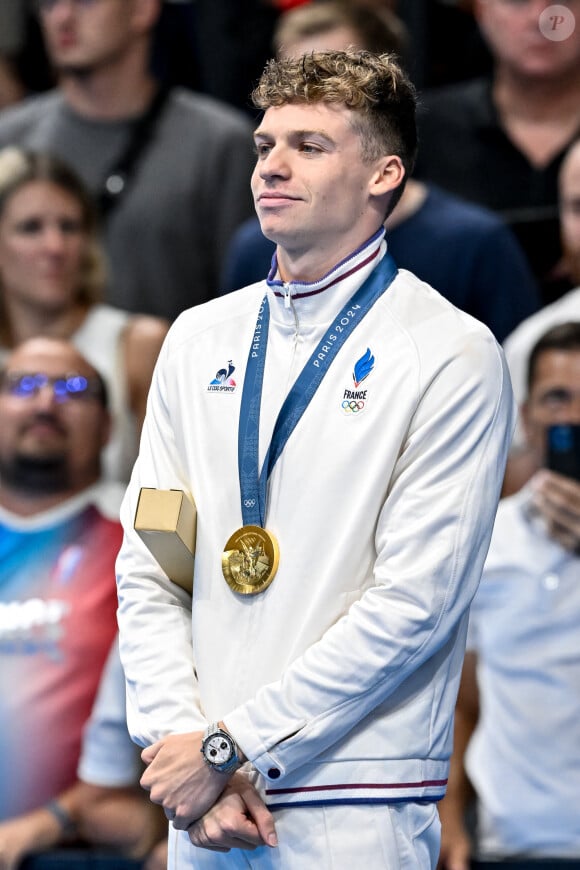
[205,734,233,765]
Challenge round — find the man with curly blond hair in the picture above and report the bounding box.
[116,50,515,868]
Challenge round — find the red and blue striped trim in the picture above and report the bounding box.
[265,779,448,809]
[267,227,385,299]
[265,778,447,797]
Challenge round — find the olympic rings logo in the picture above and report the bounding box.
[244,498,256,508]
[341,400,365,414]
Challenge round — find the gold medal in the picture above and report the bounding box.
[222,525,279,595]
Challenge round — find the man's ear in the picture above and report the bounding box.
[473,0,492,38]
[369,154,405,199]
[132,0,162,34]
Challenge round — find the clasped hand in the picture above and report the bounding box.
[140,732,277,852]
[188,772,277,852]
[140,731,224,829]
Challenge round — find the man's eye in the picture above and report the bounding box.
[16,219,43,234]
[542,392,572,408]
[300,143,320,154]
[255,144,272,157]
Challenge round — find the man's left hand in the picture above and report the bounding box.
[531,469,580,551]
[141,732,230,830]
[188,772,277,853]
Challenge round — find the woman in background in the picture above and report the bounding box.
[0,147,169,482]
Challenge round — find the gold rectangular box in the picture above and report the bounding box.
[134,488,196,594]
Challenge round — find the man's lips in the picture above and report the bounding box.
[22,417,67,438]
[258,192,300,206]
[38,269,71,280]
[53,31,78,51]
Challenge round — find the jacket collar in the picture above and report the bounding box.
[266,229,387,328]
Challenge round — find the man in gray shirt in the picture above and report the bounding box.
[0,0,256,321]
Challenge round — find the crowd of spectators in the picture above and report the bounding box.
[0,0,579,867]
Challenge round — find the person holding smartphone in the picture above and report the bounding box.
[438,321,580,869]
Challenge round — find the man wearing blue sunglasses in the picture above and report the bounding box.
[0,336,163,867]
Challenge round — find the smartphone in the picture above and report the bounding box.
[546,424,580,481]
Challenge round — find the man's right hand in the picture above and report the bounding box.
[531,469,580,551]
[187,772,277,853]
[436,816,471,870]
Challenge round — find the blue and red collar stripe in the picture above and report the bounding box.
[267,227,385,299]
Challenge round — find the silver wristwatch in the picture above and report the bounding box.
[200,723,241,774]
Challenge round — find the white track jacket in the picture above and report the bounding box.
[116,232,515,808]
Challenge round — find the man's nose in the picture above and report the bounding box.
[259,147,290,179]
[34,383,60,409]
[41,225,67,255]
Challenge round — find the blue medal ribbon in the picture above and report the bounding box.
[238,250,398,528]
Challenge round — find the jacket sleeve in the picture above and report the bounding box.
[77,636,141,787]
[116,337,206,747]
[223,333,516,779]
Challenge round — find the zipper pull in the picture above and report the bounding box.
[283,282,292,309]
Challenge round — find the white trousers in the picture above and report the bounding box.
[168,801,441,869]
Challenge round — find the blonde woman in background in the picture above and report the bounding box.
[0,146,169,482]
